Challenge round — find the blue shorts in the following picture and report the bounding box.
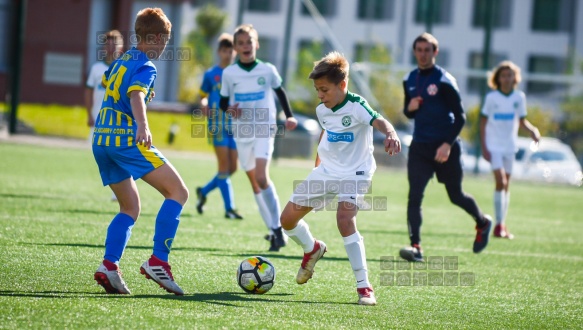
[92,144,167,186]
[210,130,237,149]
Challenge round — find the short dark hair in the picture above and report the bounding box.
[412,32,439,51]
[217,33,233,50]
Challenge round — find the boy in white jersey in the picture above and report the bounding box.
[280,51,401,305]
[480,61,540,239]
[219,24,298,251]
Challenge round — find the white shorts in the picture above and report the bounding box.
[490,151,514,173]
[236,137,275,171]
[290,165,374,211]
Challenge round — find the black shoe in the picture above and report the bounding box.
[195,187,206,215]
[225,209,243,220]
[399,244,423,262]
[473,215,492,253]
[273,227,286,248]
[268,234,280,252]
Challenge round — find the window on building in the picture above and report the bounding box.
[527,55,568,94]
[466,51,506,93]
[0,0,11,73]
[357,0,395,21]
[191,0,225,7]
[256,36,278,64]
[414,0,452,25]
[472,0,512,29]
[531,0,575,32]
[353,43,391,63]
[301,0,336,17]
[247,0,280,13]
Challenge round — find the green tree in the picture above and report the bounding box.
[358,44,408,129]
[288,41,324,117]
[178,5,228,103]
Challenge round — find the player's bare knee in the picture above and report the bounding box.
[279,209,296,230]
[256,176,269,189]
[120,204,140,220]
[173,184,189,205]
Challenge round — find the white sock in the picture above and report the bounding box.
[254,193,273,235]
[494,190,504,225]
[261,185,281,230]
[343,231,370,289]
[284,220,315,253]
[502,191,510,225]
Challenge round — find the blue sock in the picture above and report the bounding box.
[104,213,135,264]
[201,174,219,196]
[217,172,235,211]
[153,199,183,262]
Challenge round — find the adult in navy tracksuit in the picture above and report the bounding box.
[399,33,492,262]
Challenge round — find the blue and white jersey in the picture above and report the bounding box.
[481,89,528,153]
[317,91,381,175]
[220,60,281,142]
[93,47,156,147]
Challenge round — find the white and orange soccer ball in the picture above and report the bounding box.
[236,256,275,294]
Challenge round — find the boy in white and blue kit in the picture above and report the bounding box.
[219,24,298,251]
[480,60,540,239]
[280,51,401,305]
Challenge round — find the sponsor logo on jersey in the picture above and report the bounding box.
[493,113,515,120]
[342,115,352,127]
[427,84,438,96]
[327,130,354,142]
[235,91,265,102]
[257,77,266,85]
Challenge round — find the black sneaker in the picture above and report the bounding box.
[268,234,280,252]
[225,209,243,220]
[273,227,286,249]
[195,187,206,215]
[473,215,492,253]
[399,244,423,262]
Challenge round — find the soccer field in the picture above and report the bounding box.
[0,140,581,329]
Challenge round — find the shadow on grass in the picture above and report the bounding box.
[44,208,158,217]
[0,192,64,200]
[211,252,393,265]
[20,242,230,253]
[359,228,471,238]
[0,290,355,306]
[21,243,408,265]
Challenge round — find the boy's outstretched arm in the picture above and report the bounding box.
[130,90,152,149]
[372,117,401,155]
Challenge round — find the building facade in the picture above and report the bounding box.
[1,0,582,109]
[1,0,186,106]
[187,0,583,109]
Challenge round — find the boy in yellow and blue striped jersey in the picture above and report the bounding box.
[92,7,188,296]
